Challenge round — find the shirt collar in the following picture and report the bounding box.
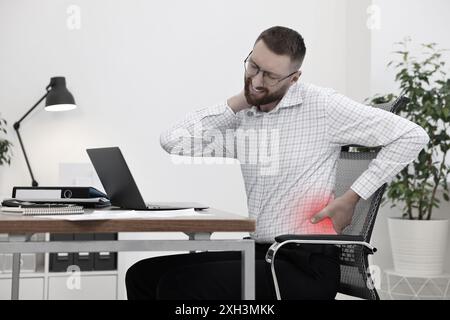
[246,82,304,117]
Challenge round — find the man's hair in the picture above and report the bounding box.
[255,26,306,68]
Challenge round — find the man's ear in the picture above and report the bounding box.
[291,70,302,84]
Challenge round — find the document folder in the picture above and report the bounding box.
[12,186,110,208]
[13,186,107,199]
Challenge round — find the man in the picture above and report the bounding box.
[126,26,429,299]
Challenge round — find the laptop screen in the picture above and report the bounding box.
[86,147,147,210]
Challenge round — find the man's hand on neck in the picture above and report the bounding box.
[227,90,281,114]
[227,90,251,114]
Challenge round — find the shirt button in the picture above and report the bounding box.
[246,111,253,117]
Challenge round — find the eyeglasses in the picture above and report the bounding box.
[244,51,298,87]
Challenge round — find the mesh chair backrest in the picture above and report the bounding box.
[372,95,408,114]
[335,151,382,240]
[334,95,408,300]
[336,95,407,241]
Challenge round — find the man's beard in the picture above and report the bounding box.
[244,77,289,108]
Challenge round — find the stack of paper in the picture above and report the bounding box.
[42,208,211,221]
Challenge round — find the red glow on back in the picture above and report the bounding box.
[293,192,337,235]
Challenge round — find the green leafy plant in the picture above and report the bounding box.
[0,114,12,166]
[369,38,450,220]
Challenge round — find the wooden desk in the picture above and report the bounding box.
[0,208,256,300]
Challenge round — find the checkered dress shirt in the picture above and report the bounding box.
[160,82,429,242]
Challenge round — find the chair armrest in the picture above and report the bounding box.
[273,234,376,253]
[275,234,364,243]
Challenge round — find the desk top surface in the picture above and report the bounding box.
[0,208,255,234]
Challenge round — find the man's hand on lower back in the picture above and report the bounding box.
[310,189,361,234]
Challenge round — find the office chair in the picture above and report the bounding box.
[265,95,409,300]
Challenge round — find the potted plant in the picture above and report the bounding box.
[0,114,12,167]
[370,38,450,276]
[0,114,12,201]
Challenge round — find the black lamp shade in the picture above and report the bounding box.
[45,77,77,112]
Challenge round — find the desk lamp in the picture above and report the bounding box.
[13,77,77,187]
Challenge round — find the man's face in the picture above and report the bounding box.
[244,40,300,109]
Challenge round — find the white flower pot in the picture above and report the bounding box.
[388,217,449,277]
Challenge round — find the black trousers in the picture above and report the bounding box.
[125,242,341,300]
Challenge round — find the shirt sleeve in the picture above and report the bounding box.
[160,102,238,158]
[326,92,430,200]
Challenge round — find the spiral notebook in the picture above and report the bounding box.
[1,199,84,216]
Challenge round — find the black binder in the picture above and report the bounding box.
[11,186,110,208]
[13,186,106,198]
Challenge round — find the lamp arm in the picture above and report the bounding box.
[13,90,50,187]
[14,89,49,129]
[14,128,38,187]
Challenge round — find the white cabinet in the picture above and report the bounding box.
[47,274,117,300]
[0,278,45,300]
[0,272,119,300]
[0,233,118,300]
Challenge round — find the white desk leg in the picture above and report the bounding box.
[11,252,21,300]
[242,241,255,300]
[9,235,31,300]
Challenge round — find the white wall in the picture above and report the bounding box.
[371,0,450,97]
[345,0,372,102]
[0,0,359,215]
[369,0,450,279]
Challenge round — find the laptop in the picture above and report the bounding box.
[86,147,209,211]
